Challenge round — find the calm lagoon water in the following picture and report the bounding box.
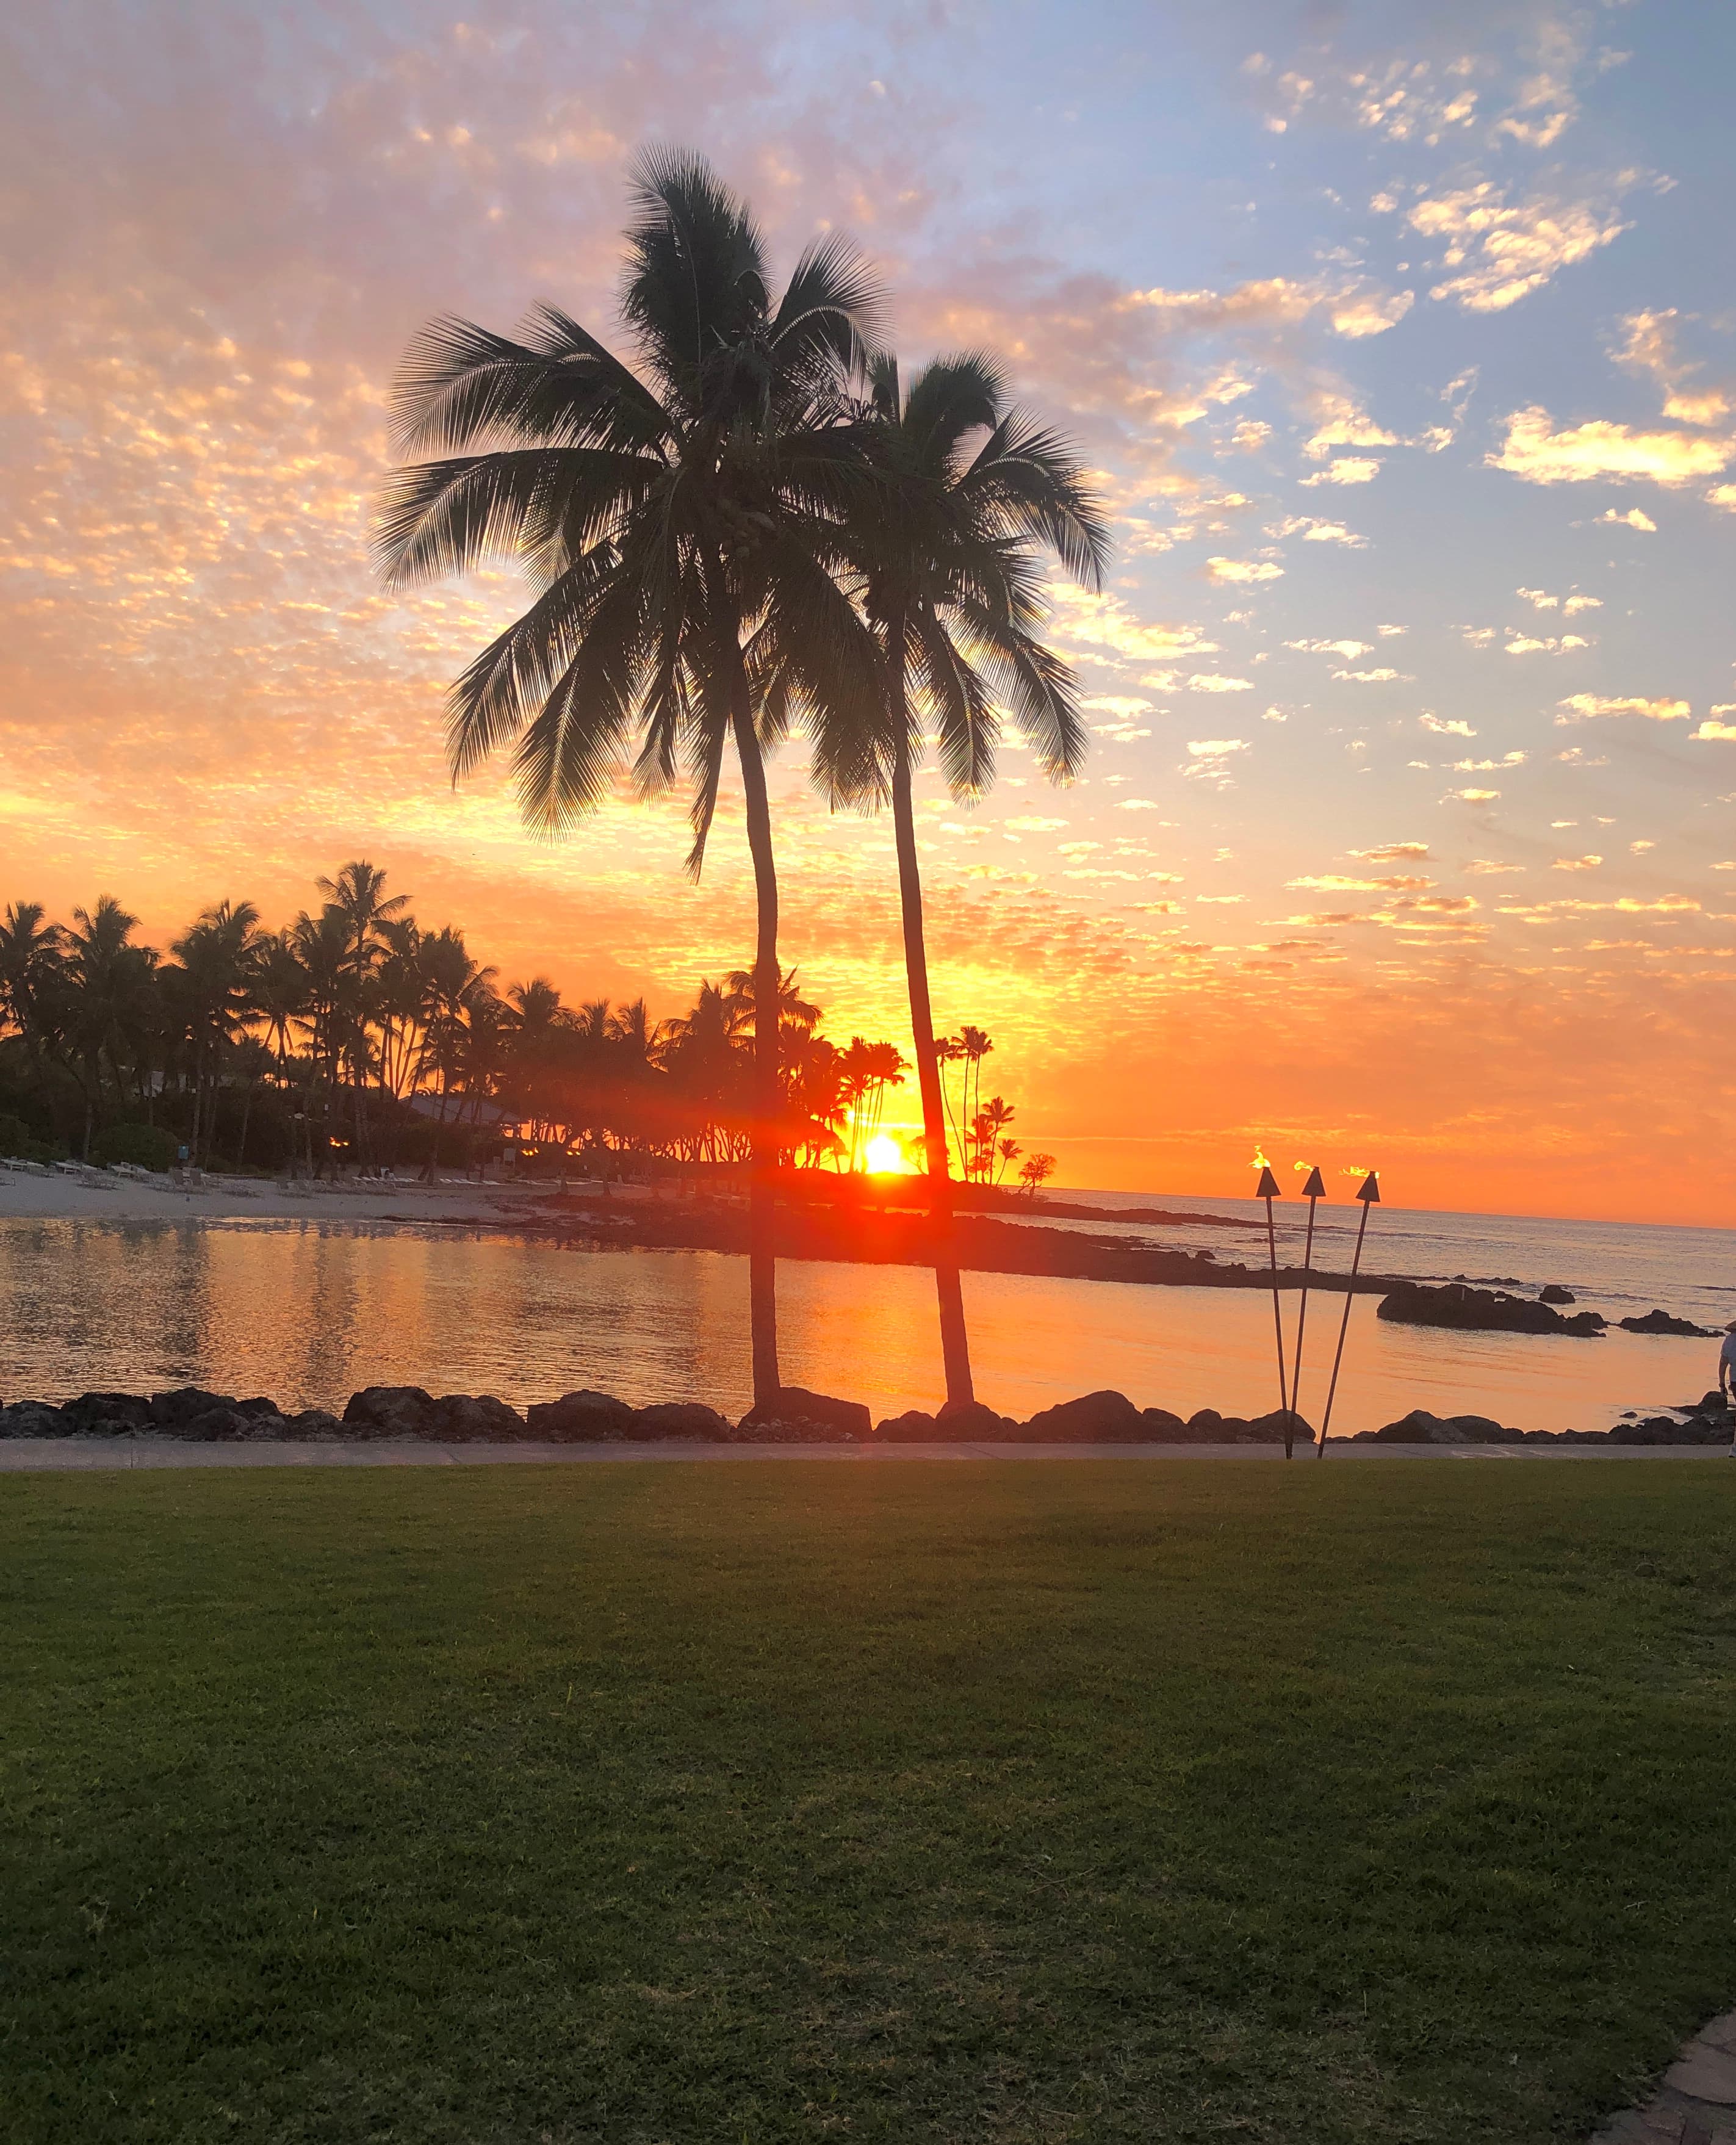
[2,1203,1732,1433]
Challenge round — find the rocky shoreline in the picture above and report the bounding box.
[4,1382,1731,1448]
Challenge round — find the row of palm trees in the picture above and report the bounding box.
[377,148,1106,1410]
[2,868,993,1179]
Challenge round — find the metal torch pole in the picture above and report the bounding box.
[1256,1163,1288,1424]
[1318,1171,1381,1455]
[1288,1166,1325,1457]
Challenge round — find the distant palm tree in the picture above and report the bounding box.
[63,896,156,1158]
[1018,1152,1055,1199]
[815,355,1107,1401]
[0,902,67,1070]
[170,899,267,1166]
[376,150,883,1404]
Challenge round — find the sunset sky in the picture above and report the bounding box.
[4,1,1734,1223]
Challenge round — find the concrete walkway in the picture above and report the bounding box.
[2,1437,1731,1471]
[1593,2009,1736,2142]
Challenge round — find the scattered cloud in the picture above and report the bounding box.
[1552,854,1604,871]
[1421,715,1476,736]
[1300,456,1381,487]
[1331,287,1414,339]
[1303,393,1399,460]
[1206,557,1284,583]
[1557,694,1691,723]
[1005,816,1068,832]
[1491,408,1732,486]
[1289,873,1434,892]
[1692,719,1736,742]
[1408,181,1633,312]
[1446,787,1501,802]
[1505,634,1590,654]
[1187,672,1255,693]
[1707,486,1736,513]
[1351,843,1430,862]
[1269,516,1366,546]
[1596,506,1658,531]
[1183,738,1250,785]
[1466,860,1525,875]
[1331,666,1411,683]
[1287,638,1372,658]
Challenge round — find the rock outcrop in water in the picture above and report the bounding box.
[1377,1282,1609,1336]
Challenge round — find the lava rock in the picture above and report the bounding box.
[431,1394,524,1442]
[526,1389,638,1441]
[1609,1413,1726,1445]
[148,1381,237,1433]
[935,1397,1019,1438]
[722,1416,857,1443]
[0,1401,71,1437]
[284,1408,345,1440]
[342,1385,438,1438]
[738,1385,871,1439]
[1378,1283,1607,1337]
[872,1409,938,1440]
[1617,1309,1717,1338]
[62,1391,153,1435]
[1359,1409,1524,1444]
[635,1401,732,1440]
[1540,1285,1576,1305]
[1021,1389,1144,1441]
[1248,1408,1314,1445]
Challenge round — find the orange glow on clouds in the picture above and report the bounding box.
[2,5,1734,1228]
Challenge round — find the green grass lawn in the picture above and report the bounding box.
[5,1461,1736,2144]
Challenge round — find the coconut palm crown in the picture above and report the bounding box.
[374,150,885,1403]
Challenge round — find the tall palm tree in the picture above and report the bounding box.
[818,354,1108,1406]
[375,150,883,1404]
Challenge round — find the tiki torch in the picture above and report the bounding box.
[1318,1170,1381,1455]
[1286,1164,1326,1457]
[1255,1158,1289,1421]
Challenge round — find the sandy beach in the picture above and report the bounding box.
[0,1164,564,1228]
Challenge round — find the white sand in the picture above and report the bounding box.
[0,1164,567,1227]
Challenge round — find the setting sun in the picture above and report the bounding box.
[863,1133,911,1175]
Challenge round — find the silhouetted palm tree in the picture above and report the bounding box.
[170,899,267,1165]
[816,355,1106,1401]
[376,150,882,1403]
[0,902,67,1070]
[63,897,156,1158]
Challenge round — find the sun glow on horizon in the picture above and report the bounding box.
[863,1133,914,1175]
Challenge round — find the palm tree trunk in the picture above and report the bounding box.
[729,687,782,1405]
[892,744,974,1407]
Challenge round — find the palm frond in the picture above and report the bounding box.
[621,147,769,405]
[962,411,1111,588]
[374,448,655,588]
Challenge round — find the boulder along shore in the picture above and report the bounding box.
[4,1383,1731,1447]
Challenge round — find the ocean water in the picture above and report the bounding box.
[1,1197,1731,1434]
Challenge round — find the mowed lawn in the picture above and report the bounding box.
[5,1462,1736,2144]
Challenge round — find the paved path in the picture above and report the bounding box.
[1,1437,1731,1471]
[1592,2009,1736,2142]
